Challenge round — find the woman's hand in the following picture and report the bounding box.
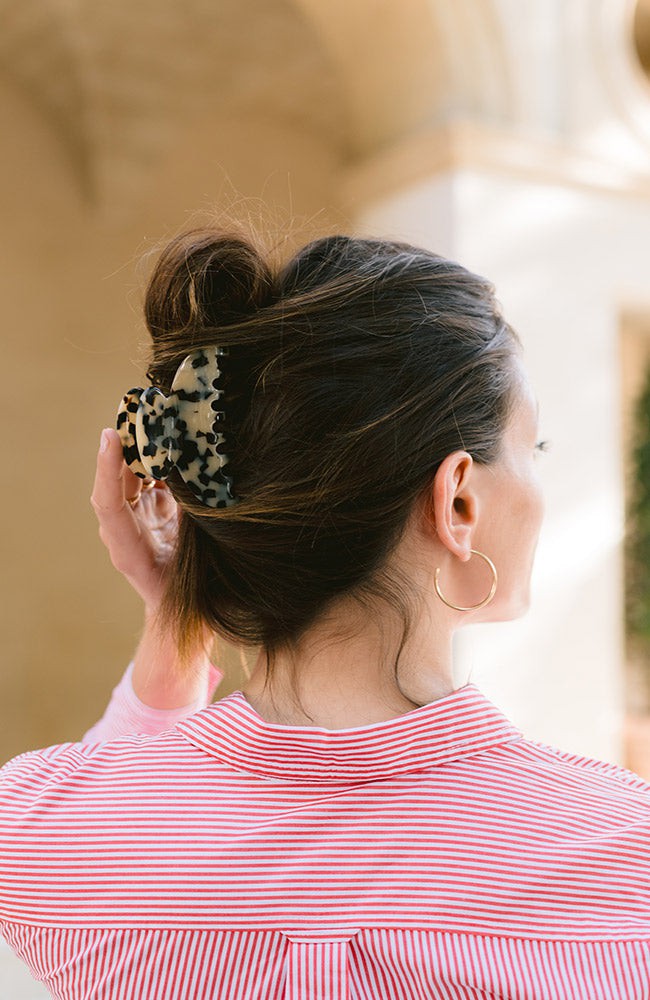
[89,427,220,711]
[90,427,179,612]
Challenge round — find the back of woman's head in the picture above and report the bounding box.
[143,226,522,695]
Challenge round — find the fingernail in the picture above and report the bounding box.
[100,429,110,453]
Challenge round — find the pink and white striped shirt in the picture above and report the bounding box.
[1,660,650,999]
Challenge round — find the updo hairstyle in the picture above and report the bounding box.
[143,226,523,706]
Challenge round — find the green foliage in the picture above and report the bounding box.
[625,358,650,663]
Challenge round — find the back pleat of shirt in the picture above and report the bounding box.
[3,925,650,1000]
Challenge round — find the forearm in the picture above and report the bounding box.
[80,613,223,744]
[131,608,217,710]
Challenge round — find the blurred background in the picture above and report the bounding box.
[4,0,650,782]
[6,1,650,988]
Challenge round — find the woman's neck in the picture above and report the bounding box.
[241,624,456,729]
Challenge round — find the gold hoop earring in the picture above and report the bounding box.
[434,548,497,612]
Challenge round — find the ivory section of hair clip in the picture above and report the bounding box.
[116,388,153,480]
[170,346,236,506]
[134,386,179,480]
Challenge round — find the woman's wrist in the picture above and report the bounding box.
[132,606,215,710]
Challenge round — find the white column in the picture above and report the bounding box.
[343,133,650,764]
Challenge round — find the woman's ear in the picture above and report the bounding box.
[427,451,476,562]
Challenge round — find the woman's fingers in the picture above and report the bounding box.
[90,428,140,507]
[90,428,179,607]
[90,428,146,563]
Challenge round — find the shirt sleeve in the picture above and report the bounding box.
[79,659,224,744]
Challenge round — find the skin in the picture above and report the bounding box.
[91,428,215,708]
[91,352,545,726]
[241,354,546,727]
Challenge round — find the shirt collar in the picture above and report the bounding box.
[176,683,524,783]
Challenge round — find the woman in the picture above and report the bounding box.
[1,228,649,999]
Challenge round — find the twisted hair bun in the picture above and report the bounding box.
[145,229,277,339]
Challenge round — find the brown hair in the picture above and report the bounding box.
[143,226,522,714]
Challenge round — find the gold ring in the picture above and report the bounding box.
[126,494,140,507]
[141,479,156,491]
